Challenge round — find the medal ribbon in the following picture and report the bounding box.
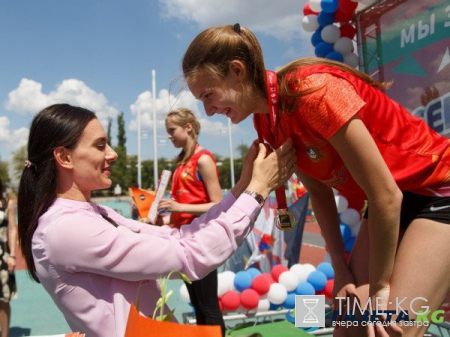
[254,70,288,211]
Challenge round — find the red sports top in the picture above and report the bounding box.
[170,147,219,228]
[254,65,450,199]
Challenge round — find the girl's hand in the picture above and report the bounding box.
[332,269,358,324]
[158,199,181,213]
[367,286,403,337]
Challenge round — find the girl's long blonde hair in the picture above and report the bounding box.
[165,108,201,165]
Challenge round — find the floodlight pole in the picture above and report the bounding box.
[152,69,158,187]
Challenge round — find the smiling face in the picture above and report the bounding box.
[188,62,265,124]
[56,118,118,201]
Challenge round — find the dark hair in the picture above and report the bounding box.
[18,103,96,282]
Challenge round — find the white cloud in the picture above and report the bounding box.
[2,78,120,160]
[129,88,236,137]
[4,78,119,122]
[159,0,306,40]
[0,117,28,161]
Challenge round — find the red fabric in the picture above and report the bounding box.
[170,148,218,228]
[255,64,450,199]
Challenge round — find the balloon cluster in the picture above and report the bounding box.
[179,262,336,313]
[301,0,378,68]
[329,192,362,263]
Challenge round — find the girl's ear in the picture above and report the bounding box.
[53,146,73,169]
[185,122,193,133]
[228,60,246,81]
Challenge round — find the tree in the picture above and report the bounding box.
[106,117,112,145]
[109,112,132,195]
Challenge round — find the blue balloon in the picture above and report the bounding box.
[318,11,334,27]
[339,223,351,242]
[269,302,280,310]
[246,267,261,280]
[345,236,356,253]
[283,293,296,309]
[326,51,344,62]
[307,270,328,291]
[321,0,339,13]
[234,270,252,292]
[317,262,334,280]
[315,42,334,58]
[295,281,316,295]
[311,29,324,47]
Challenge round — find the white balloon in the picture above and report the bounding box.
[334,37,354,55]
[335,195,349,214]
[344,52,359,68]
[321,25,341,44]
[257,298,271,312]
[267,283,288,305]
[349,221,361,236]
[302,14,320,32]
[309,0,323,13]
[179,283,190,302]
[278,271,299,292]
[217,271,236,296]
[292,263,317,283]
[340,208,361,227]
[361,0,376,4]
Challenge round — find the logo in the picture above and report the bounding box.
[429,204,450,211]
[295,295,325,327]
[306,147,322,162]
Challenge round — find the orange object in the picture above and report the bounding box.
[130,187,156,219]
[124,304,221,337]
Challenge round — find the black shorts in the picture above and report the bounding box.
[363,191,450,229]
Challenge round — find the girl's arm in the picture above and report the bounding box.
[329,116,402,299]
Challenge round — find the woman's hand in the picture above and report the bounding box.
[246,138,296,198]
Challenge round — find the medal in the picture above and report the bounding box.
[275,209,297,231]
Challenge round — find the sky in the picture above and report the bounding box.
[0,0,316,166]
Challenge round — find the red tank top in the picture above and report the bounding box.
[170,147,218,228]
[255,64,450,199]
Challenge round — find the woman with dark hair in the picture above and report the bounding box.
[17,103,296,337]
[0,178,17,337]
[182,24,450,337]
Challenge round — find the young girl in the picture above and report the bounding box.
[181,24,450,337]
[158,108,225,335]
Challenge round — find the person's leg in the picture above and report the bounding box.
[0,301,10,337]
[191,269,226,335]
[333,218,371,337]
[386,218,450,337]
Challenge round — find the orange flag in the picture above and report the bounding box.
[130,187,156,219]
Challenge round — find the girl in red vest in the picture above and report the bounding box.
[181,24,450,337]
[157,108,226,335]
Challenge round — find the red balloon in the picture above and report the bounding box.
[334,9,355,23]
[221,290,241,311]
[271,264,289,282]
[324,279,334,299]
[240,289,260,310]
[218,297,223,311]
[339,23,357,39]
[303,2,318,16]
[251,274,271,295]
[338,0,358,13]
